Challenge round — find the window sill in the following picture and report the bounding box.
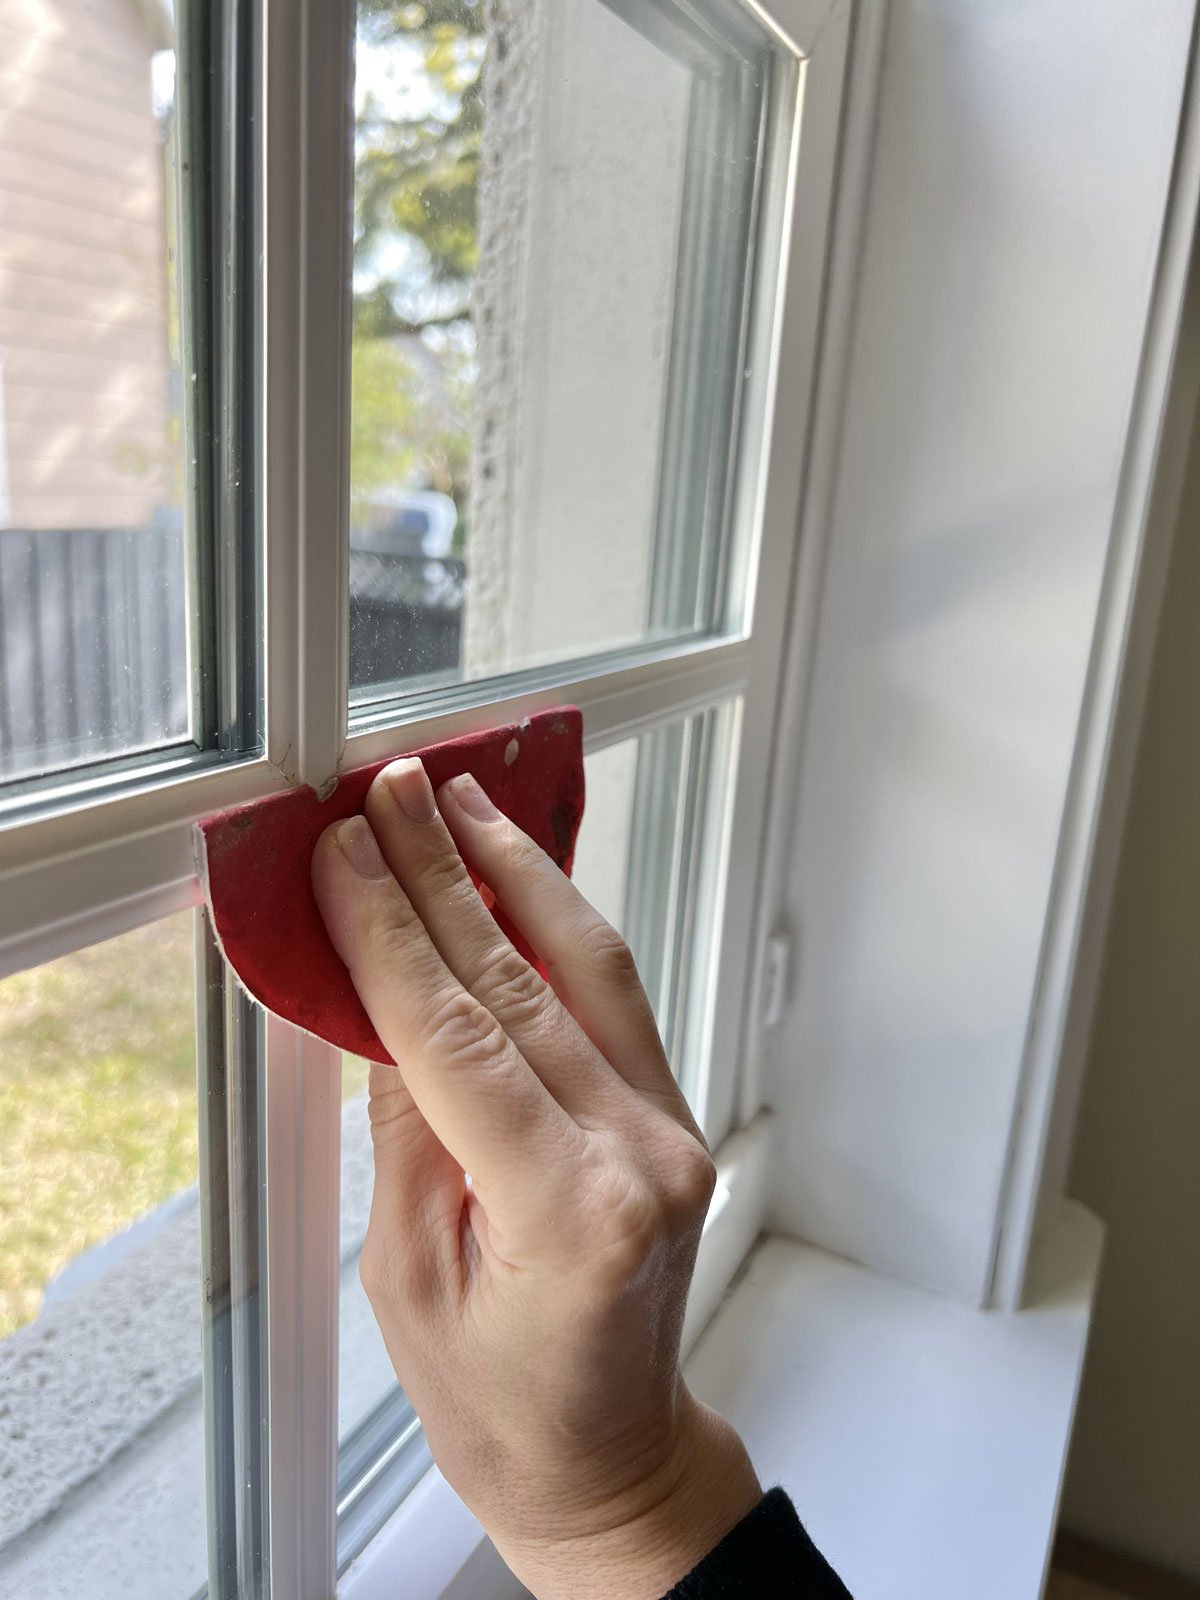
[342,1194,1102,1600]
[687,1201,1102,1600]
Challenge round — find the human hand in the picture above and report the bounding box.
[312,757,760,1599]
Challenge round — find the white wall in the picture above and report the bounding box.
[766,0,1195,1302]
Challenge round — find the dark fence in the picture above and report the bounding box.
[348,548,465,692]
[0,520,189,783]
[0,526,465,782]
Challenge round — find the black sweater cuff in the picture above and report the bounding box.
[659,1488,852,1598]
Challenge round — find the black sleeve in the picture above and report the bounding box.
[659,1488,852,1599]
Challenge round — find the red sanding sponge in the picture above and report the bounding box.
[195,708,585,1064]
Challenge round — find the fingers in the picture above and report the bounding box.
[362,759,626,1121]
[437,773,697,1129]
[358,1059,466,1298]
[312,815,583,1229]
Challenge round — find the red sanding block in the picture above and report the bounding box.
[195,707,585,1064]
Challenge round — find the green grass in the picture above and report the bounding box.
[0,916,197,1339]
[343,1054,371,1101]
[0,918,379,1342]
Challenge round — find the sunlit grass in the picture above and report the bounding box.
[0,916,196,1339]
[343,1054,371,1102]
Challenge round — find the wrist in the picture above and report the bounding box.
[502,1391,762,1600]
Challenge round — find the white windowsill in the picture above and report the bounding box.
[343,1196,1102,1600]
[687,1202,1102,1600]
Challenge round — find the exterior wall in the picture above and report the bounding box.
[0,0,173,531]
[465,0,688,675]
[1060,410,1200,1579]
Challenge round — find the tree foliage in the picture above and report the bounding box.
[350,1,485,519]
[353,0,486,341]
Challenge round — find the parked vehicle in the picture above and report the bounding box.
[0,496,467,779]
[349,490,465,691]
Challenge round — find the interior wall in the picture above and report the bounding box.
[764,0,1195,1303]
[1059,418,1200,1580]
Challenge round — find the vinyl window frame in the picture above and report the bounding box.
[0,0,856,1593]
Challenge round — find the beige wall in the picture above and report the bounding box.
[1060,405,1200,1577]
[0,0,173,529]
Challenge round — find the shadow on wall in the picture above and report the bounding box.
[1061,405,1200,1581]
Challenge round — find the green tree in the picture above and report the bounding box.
[351,1,485,520]
[354,0,484,340]
[350,335,472,517]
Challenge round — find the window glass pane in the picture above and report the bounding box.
[339,1055,401,1443]
[333,703,735,1545]
[337,1055,429,1572]
[574,704,735,1102]
[0,914,208,1598]
[349,0,788,703]
[0,10,189,784]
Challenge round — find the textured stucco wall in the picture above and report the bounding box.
[465,0,688,675]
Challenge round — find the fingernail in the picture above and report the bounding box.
[337,816,390,879]
[384,758,438,823]
[445,773,500,822]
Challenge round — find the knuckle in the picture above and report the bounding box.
[358,1236,393,1307]
[575,917,640,989]
[414,843,471,901]
[473,944,549,1030]
[495,828,543,881]
[374,896,425,940]
[368,893,423,954]
[417,985,507,1068]
[666,1142,718,1220]
[583,1160,666,1287]
[359,1231,436,1314]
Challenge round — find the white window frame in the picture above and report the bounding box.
[0,0,857,1594]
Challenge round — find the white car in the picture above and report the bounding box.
[350,489,458,559]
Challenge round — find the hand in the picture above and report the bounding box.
[312,757,760,1599]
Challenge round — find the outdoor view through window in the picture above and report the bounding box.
[1,0,772,1591]
[0,4,186,783]
[350,0,765,699]
[0,915,208,1597]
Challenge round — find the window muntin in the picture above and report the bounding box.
[348,0,783,707]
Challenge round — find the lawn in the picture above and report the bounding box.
[0,915,197,1338]
[0,916,377,1341]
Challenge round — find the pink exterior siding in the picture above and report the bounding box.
[0,0,174,530]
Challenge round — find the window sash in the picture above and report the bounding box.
[0,0,263,810]
[0,0,852,1592]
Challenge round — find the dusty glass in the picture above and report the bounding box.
[0,21,190,783]
[574,705,734,1096]
[348,0,778,703]
[0,914,206,1597]
[332,699,733,1549]
[337,1054,429,1571]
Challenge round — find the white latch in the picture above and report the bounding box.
[761,929,792,1031]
